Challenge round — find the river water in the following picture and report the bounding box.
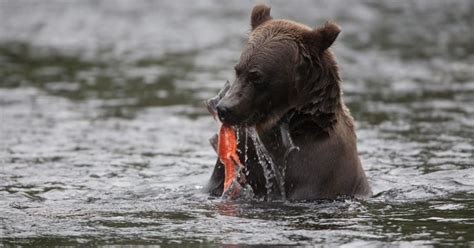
[1,0,473,246]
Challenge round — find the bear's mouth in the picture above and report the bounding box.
[219,111,259,126]
[241,111,264,126]
[255,107,295,131]
[238,110,286,131]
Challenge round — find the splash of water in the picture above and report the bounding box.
[241,127,250,177]
[247,126,286,201]
[279,121,300,187]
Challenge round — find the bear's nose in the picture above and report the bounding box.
[216,105,232,123]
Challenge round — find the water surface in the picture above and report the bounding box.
[1,0,473,246]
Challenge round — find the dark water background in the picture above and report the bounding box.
[0,0,473,246]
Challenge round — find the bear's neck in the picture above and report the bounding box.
[289,50,343,135]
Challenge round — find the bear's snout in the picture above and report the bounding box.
[215,79,255,125]
[216,104,233,123]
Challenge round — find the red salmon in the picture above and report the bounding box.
[218,124,243,196]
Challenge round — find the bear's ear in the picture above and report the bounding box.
[304,21,341,53]
[251,4,272,30]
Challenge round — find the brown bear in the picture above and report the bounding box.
[205,4,372,200]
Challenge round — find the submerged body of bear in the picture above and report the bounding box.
[206,4,372,200]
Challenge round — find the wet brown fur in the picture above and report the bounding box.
[206,4,372,200]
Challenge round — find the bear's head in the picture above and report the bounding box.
[216,4,342,129]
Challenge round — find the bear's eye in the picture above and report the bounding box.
[247,70,262,84]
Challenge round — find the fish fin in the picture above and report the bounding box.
[230,153,243,168]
